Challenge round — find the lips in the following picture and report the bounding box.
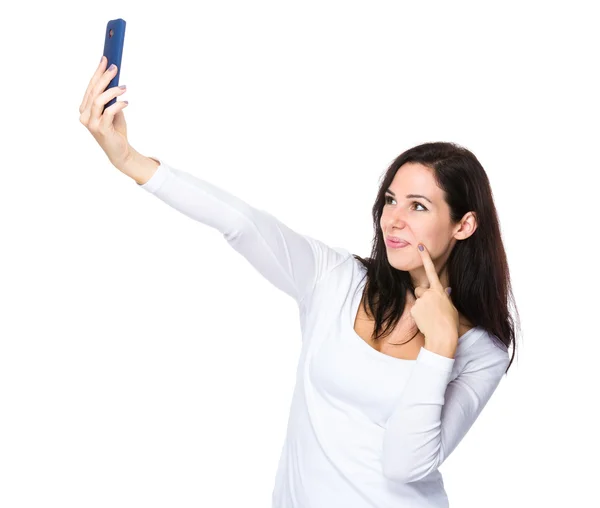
[386,236,410,248]
[387,236,410,245]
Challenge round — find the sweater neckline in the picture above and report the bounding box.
[348,273,480,365]
[349,276,416,364]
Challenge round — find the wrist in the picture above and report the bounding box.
[423,343,456,359]
[122,149,160,185]
[423,334,458,359]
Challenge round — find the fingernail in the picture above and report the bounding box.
[446,287,452,295]
[418,244,424,251]
[109,63,116,71]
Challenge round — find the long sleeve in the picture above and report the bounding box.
[381,335,510,483]
[137,157,348,306]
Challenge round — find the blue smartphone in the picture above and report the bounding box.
[102,18,126,113]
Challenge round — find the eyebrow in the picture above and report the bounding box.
[385,189,433,204]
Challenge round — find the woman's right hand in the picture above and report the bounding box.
[79,56,132,170]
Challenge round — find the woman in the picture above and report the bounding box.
[80,57,519,508]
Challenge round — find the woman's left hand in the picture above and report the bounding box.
[410,243,460,349]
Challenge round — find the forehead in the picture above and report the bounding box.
[389,162,442,198]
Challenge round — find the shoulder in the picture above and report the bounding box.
[454,327,510,377]
[297,245,356,307]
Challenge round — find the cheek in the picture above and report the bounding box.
[413,224,447,251]
[422,225,453,253]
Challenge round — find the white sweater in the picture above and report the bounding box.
[138,157,510,508]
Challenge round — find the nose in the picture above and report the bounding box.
[383,205,410,233]
[389,215,408,231]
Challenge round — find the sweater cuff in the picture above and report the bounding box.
[137,156,170,193]
[384,346,456,428]
[417,346,456,373]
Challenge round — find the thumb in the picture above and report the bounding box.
[114,109,127,133]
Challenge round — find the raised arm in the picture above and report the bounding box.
[128,152,349,306]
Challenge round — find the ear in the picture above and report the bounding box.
[453,211,477,241]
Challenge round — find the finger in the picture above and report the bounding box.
[80,56,108,115]
[417,243,443,290]
[414,286,427,298]
[87,85,126,131]
[89,64,120,124]
[99,97,129,131]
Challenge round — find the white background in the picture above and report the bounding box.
[1,0,598,506]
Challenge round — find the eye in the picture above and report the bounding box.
[384,195,427,211]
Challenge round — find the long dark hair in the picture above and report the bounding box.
[352,141,520,373]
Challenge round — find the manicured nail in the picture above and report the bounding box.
[109,64,116,71]
[418,244,424,251]
[446,287,452,295]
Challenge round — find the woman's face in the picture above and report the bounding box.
[379,162,472,276]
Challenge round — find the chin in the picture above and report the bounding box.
[387,256,419,271]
